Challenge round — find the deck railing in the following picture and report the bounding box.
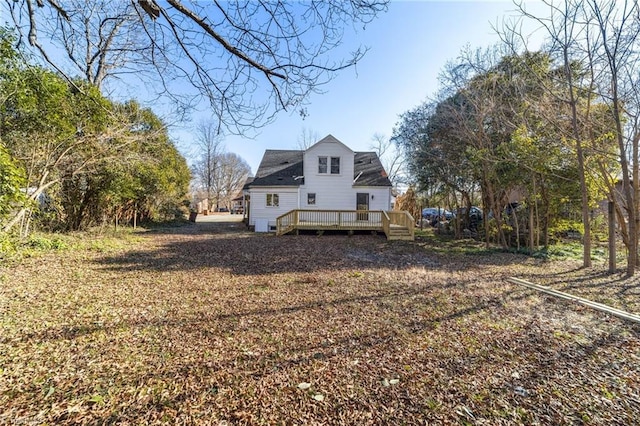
[276,209,414,239]
[276,209,383,235]
[276,210,297,235]
[382,211,391,237]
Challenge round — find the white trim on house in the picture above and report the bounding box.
[247,135,392,231]
[249,186,299,229]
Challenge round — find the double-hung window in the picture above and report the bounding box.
[266,193,279,207]
[330,157,340,174]
[318,156,340,174]
[318,157,328,174]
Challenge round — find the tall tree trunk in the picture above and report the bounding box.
[609,201,616,273]
[512,205,520,251]
[564,45,592,268]
[529,198,535,253]
[576,140,592,268]
[633,134,639,267]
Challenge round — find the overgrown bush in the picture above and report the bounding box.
[26,233,69,250]
[549,218,584,242]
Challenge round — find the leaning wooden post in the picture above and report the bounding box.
[609,201,616,273]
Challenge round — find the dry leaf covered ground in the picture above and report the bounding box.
[1,218,639,425]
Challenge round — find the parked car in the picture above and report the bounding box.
[422,207,455,220]
[458,206,483,220]
[457,206,483,231]
[422,207,455,227]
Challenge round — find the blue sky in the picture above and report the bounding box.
[170,1,546,173]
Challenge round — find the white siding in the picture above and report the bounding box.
[302,140,356,210]
[355,186,392,211]
[301,139,392,211]
[249,187,299,228]
[248,137,393,233]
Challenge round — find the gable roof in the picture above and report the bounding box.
[248,139,391,188]
[305,134,354,153]
[249,150,304,187]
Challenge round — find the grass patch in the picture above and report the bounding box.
[415,227,502,255]
[531,242,607,262]
[0,227,145,264]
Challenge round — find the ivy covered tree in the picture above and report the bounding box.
[0,143,27,229]
[59,102,191,230]
[503,0,640,273]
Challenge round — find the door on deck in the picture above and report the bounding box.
[356,192,369,221]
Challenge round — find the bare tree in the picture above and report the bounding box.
[502,0,594,267]
[504,0,640,274]
[41,1,145,89]
[5,0,388,133]
[296,127,320,150]
[191,122,224,206]
[214,152,251,211]
[370,132,405,189]
[587,0,640,275]
[191,123,250,211]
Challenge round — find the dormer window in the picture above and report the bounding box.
[318,156,327,173]
[330,157,340,174]
[318,156,340,174]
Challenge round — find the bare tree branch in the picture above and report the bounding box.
[3,0,388,134]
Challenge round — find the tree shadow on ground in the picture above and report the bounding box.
[15,278,639,424]
[12,284,522,344]
[515,264,640,315]
[8,218,640,424]
[96,220,533,276]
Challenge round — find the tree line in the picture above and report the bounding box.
[0,1,387,237]
[394,0,640,275]
[0,28,190,236]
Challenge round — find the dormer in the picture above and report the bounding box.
[303,134,355,180]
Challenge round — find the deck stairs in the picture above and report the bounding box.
[386,225,413,240]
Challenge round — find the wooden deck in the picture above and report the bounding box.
[276,210,415,240]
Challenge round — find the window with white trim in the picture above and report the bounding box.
[318,156,327,173]
[330,157,340,174]
[318,156,340,174]
[307,193,316,205]
[266,193,279,207]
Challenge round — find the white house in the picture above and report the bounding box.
[245,135,392,231]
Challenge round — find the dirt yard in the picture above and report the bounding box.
[1,220,639,424]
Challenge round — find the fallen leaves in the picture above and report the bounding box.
[381,378,400,387]
[1,223,639,424]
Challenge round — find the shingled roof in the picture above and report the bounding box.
[353,152,392,187]
[248,149,391,187]
[249,150,304,187]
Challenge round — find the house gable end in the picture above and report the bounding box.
[305,134,354,154]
